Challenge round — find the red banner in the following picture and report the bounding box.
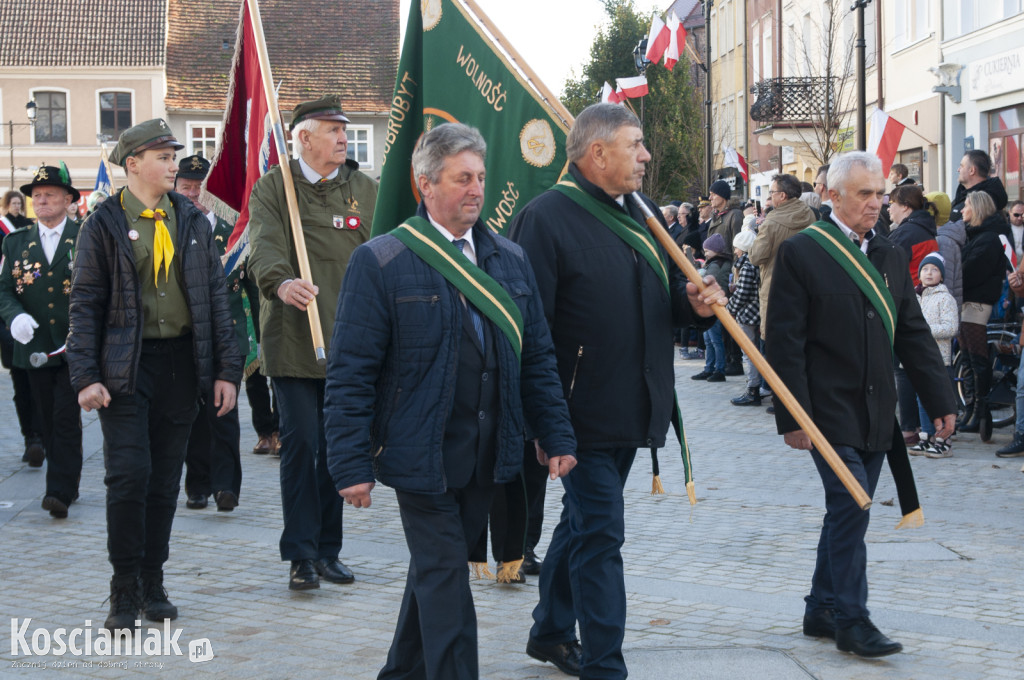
[204,0,280,265]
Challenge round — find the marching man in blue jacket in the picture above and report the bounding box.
[324,123,576,680]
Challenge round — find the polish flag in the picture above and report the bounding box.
[645,14,670,64]
[724,147,748,182]
[663,12,687,71]
[866,108,906,176]
[615,75,649,99]
[601,81,624,104]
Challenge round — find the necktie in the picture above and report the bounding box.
[453,239,485,348]
[42,230,58,264]
[140,208,174,286]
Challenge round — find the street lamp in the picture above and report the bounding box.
[9,100,37,190]
[632,38,650,129]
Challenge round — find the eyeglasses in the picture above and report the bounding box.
[1013,213,1024,218]
[813,182,825,187]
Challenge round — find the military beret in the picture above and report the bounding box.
[290,94,350,132]
[21,163,80,203]
[109,118,184,166]
[177,154,211,180]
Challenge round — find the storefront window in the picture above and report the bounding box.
[989,106,1024,201]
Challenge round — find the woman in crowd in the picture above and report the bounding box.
[1,190,32,232]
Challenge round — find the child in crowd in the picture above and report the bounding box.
[692,233,731,382]
[910,252,959,458]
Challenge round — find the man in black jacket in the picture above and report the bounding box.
[509,103,724,678]
[767,151,956,658]
[67,119,242,633]
[951,149,1008,222]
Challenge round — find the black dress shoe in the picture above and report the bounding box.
[186,493,208,510]
[521,548,542,576]
[802,608,836,639]
[314,558,354,584]
[214,490,238,512]
[23,439,45,467]
[41,495,68,519]
[836,618,903,657]
[526,638,582,676]
[289,560,320,590]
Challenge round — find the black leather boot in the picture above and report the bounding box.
[104,575,141,632]
[961,353,991,437]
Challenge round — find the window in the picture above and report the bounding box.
[764,23,773,80]
[752,34,761,82]
[34,91,67,144]
[188,123,220,158]
[894,0,931,49]
[346,125,373,169]
[944,0,1023,39]
[99,91,132,138]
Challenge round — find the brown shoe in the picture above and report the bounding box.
[270,432,282,456]
[253,435,274,455]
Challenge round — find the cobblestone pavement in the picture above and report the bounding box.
[0,357,1021,679]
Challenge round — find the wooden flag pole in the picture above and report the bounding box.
[630,193,872,510]
[245,0,327,366]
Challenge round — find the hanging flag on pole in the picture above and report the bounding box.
[866,108,906,176]
[600,81,625,105]
[723,147,748,182]
[663,12,684,71]
[615,75,649,99]
[204,0,281,271]
[372,0,570,237]
[94,152,113,194]
[645,13,670,65]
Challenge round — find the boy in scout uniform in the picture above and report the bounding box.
[176,154,248,512]
[247,95,375,590]
[66,119,242,632]
[0,165,83,518]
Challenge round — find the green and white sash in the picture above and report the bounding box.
[393,217,524,361]
[553,176,696,504]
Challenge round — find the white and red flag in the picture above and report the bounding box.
[723,147,748,182]
[600,81,624,104]
[645,14,670,65]
[866,108,906,176]
[205,0,281,271]
[663,12,687,71]
[615,75,649,99]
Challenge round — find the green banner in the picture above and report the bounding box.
[373,0,569,236]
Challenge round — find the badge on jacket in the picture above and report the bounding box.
[334,215,360,230]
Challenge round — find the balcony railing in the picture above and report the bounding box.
[749,77,837,125]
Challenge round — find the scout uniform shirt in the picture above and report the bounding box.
[0,219,79,369]
[120,189,191,339]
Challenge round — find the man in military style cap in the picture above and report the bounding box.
[175,154,248,512]
[248,95,376,590]
[0,164,83,517]
[66,118,242,632]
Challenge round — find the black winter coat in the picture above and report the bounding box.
[962,212,1012,306]
[767,219,956,451]
[67,188,243,396]
[951,176,1009,221]
[508,164,712,450]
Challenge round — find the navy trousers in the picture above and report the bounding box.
[272,377,343,561]
[184,387,242,497]
[531,447,637,679]
[805,444,885,626]
[380,480,492,680]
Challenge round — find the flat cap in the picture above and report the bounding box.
[109,118,184,166]
[290,94,350,132]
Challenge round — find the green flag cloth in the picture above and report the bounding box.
[373,0,569,237]
[552,175,696,504]
[392,216,524,360]
[802,221,897,347]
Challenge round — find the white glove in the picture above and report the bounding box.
[10,313,38,345]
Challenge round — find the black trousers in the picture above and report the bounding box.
[2,330,40,441]
[98,338,198,576]
[470,441,548,562]
[272,377,343,561]
[184,386,242,497]
[381,479,493,680]
[245,367,278,437]
[25,363,82,504]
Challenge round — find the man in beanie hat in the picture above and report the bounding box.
[247,95,376,591]
[66,118,242,632]
[174,154,250,512]
[707,179,743,252]
[0,164,83,513]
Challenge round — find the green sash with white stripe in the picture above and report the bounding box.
[802,221,897,347]
[552,176,696,504]
[393,217,524,361]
